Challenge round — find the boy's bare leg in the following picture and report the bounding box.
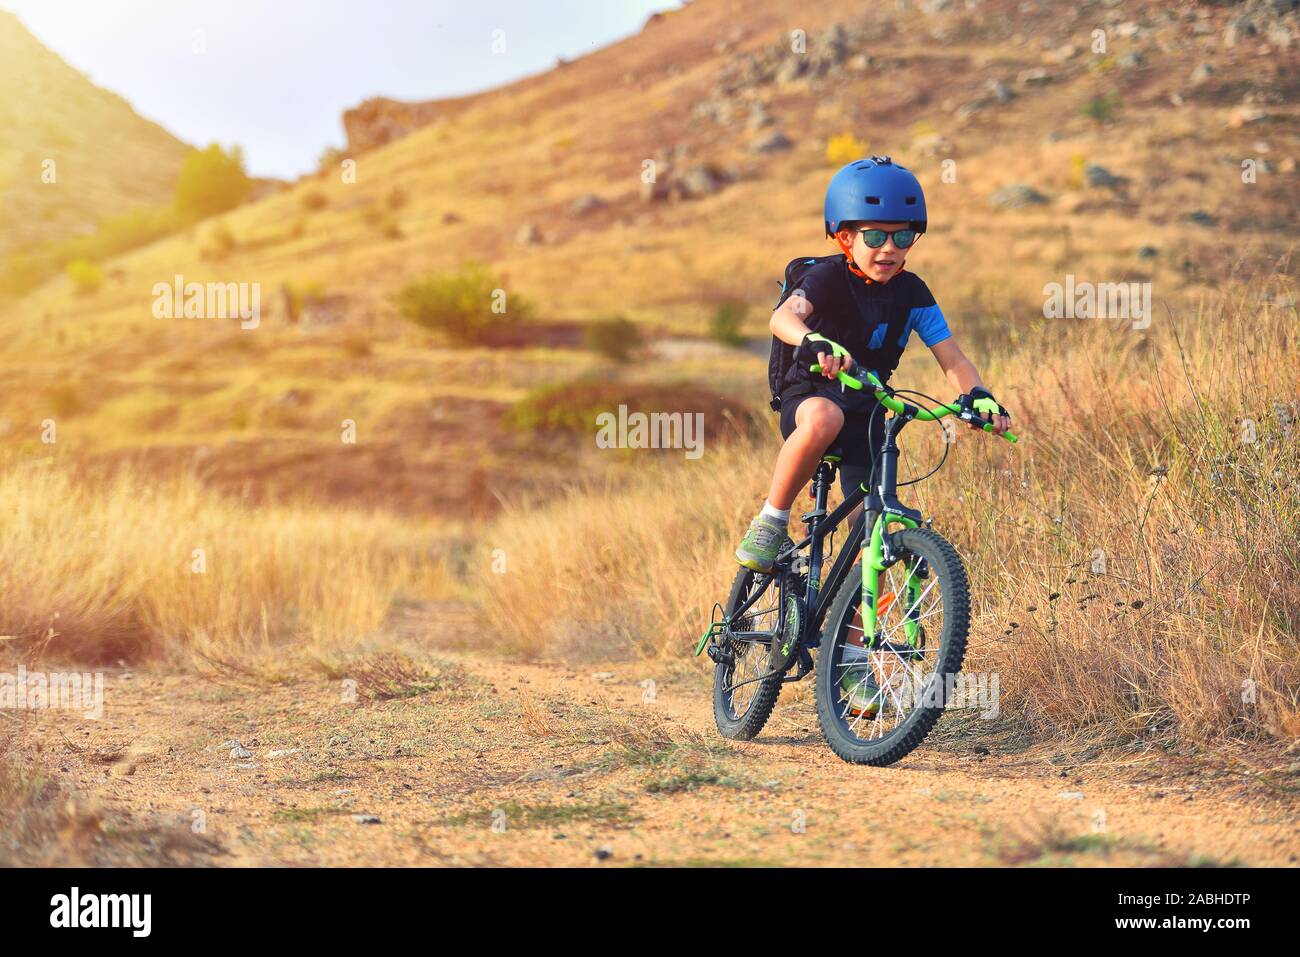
[765,397,844,509]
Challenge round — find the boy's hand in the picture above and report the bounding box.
[796,334,853,380]
[963,387,1011,434]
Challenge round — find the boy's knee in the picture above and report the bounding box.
[799,401,844,443]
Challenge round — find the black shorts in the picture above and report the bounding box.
[779,389,885,498]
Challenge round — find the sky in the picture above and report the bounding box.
[4,0,683,179]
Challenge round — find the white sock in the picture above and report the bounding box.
[760,501,790,523]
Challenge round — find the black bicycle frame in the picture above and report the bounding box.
[725,409,926,644]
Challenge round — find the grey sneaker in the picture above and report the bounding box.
[838,643,882,718]
[735,512,787,572]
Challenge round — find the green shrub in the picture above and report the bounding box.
[65,259,103,295]
[173,143,253,221]
[709,302,747,346]
[1081,93,1119,125]
[583,317,642,362]
[393,264,524,340]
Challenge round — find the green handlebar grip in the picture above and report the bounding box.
[809,363,864,389]
[810,364,1018,442]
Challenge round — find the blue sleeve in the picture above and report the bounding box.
[903,304,952,348]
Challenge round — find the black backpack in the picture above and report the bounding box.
[766,254,845,411]
[766,254,914,412]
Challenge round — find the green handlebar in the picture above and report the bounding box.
[809,363,1018,443]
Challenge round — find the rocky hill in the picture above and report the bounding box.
[0,11,190,257]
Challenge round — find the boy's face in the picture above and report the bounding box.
[838,221,917,283]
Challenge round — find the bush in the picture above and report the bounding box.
[709,302,747,346]
[583,317,642,362]
[65,259,103,295]
[173,143,253,221]
[301,189,329,211]
[826,131,869,166]
[393,264,524,340]
[1081,94,1119,125]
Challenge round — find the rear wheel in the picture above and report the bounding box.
[712,566,785,740]
[814,527,970,766]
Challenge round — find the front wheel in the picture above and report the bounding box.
[815,527,970,766]
[712,566,786,740]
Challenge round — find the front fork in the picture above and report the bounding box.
[861,512,922,648]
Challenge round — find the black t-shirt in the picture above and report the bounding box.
[781,258,944,413]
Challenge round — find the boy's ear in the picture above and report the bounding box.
[834,226,856,244]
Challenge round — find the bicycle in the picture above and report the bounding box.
[696,364,1017,765]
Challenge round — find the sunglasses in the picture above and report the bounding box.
[856,227,918,249]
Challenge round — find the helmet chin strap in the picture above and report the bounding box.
[833,230,902,285]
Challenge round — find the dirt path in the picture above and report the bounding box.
[13,649,1300,867]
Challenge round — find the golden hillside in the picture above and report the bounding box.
[1,0,1295,516]
[0,11,190,258]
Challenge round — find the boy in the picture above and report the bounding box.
[736,156,1011,573]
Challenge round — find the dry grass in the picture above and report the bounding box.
[0,464,454,663]
[480,282,1300,753]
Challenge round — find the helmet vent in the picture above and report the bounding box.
[905,196,917,205]
[865,195,880,204]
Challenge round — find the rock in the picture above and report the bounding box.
[1057,790,1085,800]
[1190,63,1214,85]
[1084,163,1123,187]
[1224,17,1257,48]
[912,132,952,158]
[955,99,987,119]
[693,97,736,124]
[569,194,605,216]
[229,743,252,760]
[746,102,773,131]
[1115,21,1142,39]
[1136,245,1159,260]
[750,129,793,153]
[990,184,1049,208]
[988,79,1014,103]
[847,53,872,72]
[352,814,381,824]
[594,845,614,861]
[775,56,806,86]
[590,671,616,681]
[677,164,730,199]
[640,177,670,203]
[1045,43,1079,64]
[342,96,440,154]
[1185,210,1218,227]
[1018,67,1053,85]
[514,222,544,245]
[266,749,301,759]
[1226,105,1270,128]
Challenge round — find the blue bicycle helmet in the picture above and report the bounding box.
[823,155,927,237]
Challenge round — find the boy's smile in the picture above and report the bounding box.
[842,221,916,283]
